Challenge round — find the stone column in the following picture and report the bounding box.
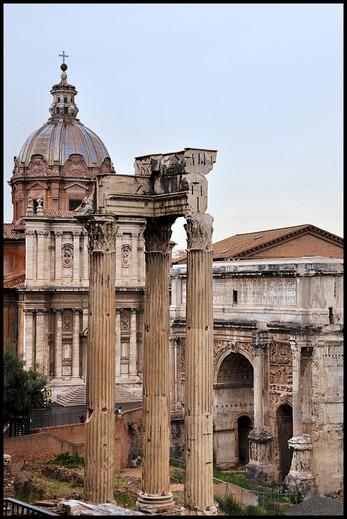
[129,308,137,378]
[54,310,63,379]
[183,213,216,516]
[115,309,121,380]
[284,337,316,496]
[83,216,118,504]
[73,231,80,284]
[24,309,34,369]
[55,231,63,283]
[137,217,175,514]
[72,309,80,378]
[246,331,274,485]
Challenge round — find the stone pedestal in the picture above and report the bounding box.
[137,217,175,514]
[183,213,217,516]
[284,435,316,496]
[83,216,118,504]
[246,427,274,485]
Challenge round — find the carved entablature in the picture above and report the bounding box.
[185,213,213,252]
[63,154,87,177]
[269,341,293,394]
[27,155,48,177]
[144,217,175,253]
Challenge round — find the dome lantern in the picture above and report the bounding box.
[49,52,79,119]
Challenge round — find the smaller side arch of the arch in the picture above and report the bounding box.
[214,342,254,384]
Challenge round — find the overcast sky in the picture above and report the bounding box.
[4,3,343,249]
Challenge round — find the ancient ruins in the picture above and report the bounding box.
[79,149,218,513]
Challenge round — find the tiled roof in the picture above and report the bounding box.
[212,224,343,260]
[42,209,78,218]
[3,224,25,239]
[3,273,25,288]
[173,224,343,263]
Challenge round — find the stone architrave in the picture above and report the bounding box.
[284,337,316,496]
[83,216,118,504]
[137,216,176,514]
[246,330,274,485]
[183,212,217,516]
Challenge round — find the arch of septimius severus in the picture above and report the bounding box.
[79,149,218,514]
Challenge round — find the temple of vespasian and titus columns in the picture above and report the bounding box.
[78,148,218,514]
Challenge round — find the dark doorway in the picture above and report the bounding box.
[277,404,293,480]
[238,415,252,465]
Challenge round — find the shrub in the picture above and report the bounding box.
[170,470,185,484]
[215,494,245,515]
[49,452,85,468]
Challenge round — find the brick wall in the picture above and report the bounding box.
[4,411,143,474]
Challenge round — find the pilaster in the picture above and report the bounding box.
[73,231,81,284]
[24,309,35,370]
[55,231,63,283]
[72,308,81,378]
[54,310,63,379]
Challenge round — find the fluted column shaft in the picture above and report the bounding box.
[184,213,216,515]
[137,217,175,513]
[55,311,63,379]
[84,216,118,504]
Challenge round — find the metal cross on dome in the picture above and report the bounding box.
[59,51,69,63]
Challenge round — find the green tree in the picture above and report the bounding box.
[3,344,47,423]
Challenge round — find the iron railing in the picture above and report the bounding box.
[169,457,300,514]
[3,498,58,516]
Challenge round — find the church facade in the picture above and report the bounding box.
[4,61,145,402]
[3,62,343,497]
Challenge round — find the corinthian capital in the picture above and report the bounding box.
[144,216,175,253]
[85,217,118,253]
[184,212,213,251]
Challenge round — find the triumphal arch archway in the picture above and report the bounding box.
[78,148,217,515]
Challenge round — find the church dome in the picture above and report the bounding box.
[16,59,113,169]
[18,119,111,168]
